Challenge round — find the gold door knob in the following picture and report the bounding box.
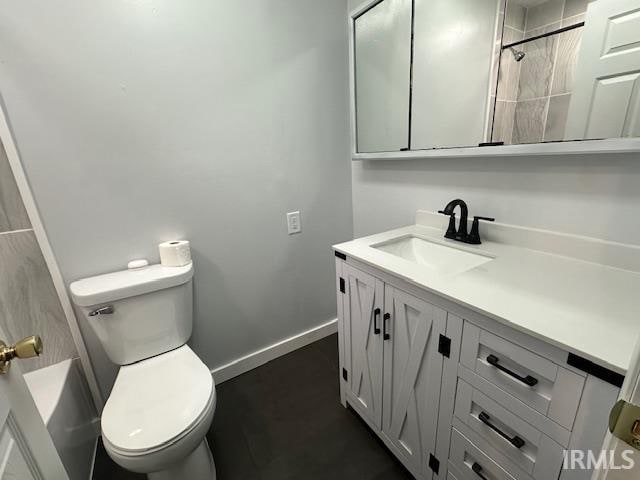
[0,336,43,374]
[609,399,640,450]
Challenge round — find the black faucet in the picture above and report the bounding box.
[438,199,469,240]
[438,199,495,244]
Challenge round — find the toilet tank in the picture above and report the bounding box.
[70,263,194,365]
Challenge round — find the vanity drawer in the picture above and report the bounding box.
[449,428,518,480]
[461,322,585,429]
[454,379,565,479]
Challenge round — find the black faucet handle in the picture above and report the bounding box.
[467,216,495,245]
[438,211,457,239]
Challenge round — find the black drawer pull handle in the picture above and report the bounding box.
[478,411,525,449]
[373,308,381,335]
[487,354,538,387]
[383,313,391,340]
[472,462,489,480]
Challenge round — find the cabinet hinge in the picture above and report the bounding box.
[342,368,348,382]
[428,454,440,474]
[438,334,451,358]
[339,277,346,294]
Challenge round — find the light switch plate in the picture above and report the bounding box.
[287,211,301,234]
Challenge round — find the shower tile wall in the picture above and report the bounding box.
[493,1,526,144]
[0,141,77,372]
[493,0,588,144]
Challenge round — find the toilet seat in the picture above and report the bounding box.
[103,391,216,474]
[102,344,214,455]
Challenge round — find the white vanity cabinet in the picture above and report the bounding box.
[335,255,622,480]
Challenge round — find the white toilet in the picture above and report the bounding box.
[70,262,217,479]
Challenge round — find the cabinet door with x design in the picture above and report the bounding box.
[343,264,385,429]
[382,284,447,475]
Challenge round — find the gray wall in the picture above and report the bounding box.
[351,154,640,244]
[0,141,77,372]
[0,0,352,396]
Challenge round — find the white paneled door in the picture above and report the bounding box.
[382,286,446,475]
[0,324,68,479]
[565,0,640,140]
[343,265,385,429]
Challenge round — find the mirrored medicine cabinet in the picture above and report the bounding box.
[351,0,640,158]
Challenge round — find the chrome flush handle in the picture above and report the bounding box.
[89,305,114,317]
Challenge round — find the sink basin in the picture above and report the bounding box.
[372,235,494,276]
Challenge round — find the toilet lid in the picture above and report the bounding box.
[102,345,213,453]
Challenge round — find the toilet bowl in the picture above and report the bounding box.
[101,346,216,478]
[70,262,217,479]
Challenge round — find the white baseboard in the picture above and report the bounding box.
[211,318,338,384]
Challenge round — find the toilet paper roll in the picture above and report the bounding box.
[159,240,192,267]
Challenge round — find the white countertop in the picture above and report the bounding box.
[334,222,640,375]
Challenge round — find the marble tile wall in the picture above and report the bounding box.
[493,0,588,144]
[492,0,525,144]
[0,140,77,372]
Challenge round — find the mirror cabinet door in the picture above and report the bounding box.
[352,0,640,154]
[411,0,501,150]
[354,0,412,153]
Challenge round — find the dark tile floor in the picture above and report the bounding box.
[92,334,412,479]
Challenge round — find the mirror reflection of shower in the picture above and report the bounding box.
[491,0,586,146]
